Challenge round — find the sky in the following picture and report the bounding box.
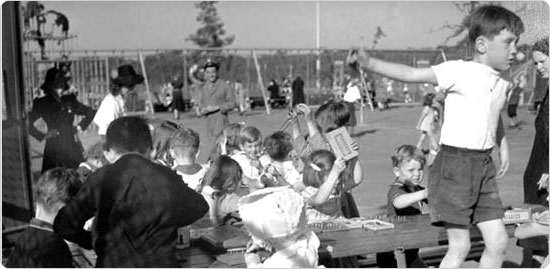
[38,1,549,51]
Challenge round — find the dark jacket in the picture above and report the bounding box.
[523,84,549,206]
[292,77,305,106]
[6,218,73,268]
[53,154,209,268]
[28,94,96,172]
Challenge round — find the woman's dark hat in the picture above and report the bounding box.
[112,65,144,87]
[40,67,71,91]
[203,59,220,70]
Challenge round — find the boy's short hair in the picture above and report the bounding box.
[105,116,152,155]
[34,168,82,209]
[150,120,181,161]
[84,141,107,164]
[532,37,549,56]
[202,155,242,195]
[170,127,200,157]
[468,5,524,43]
[223,123,244,152]
[264,131,293,161]
[391,145,426,168]
[238,126,262,145]
[314,101,350,133]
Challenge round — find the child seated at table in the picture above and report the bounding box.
[199,155,247,226]
[261,131,305,190]
[231,126,267,191]
[149,119,181,167]
[376,145,428,268]
[209,123,244,161]
[240,187,320,268]
[6,168,82,268]
[77,141,107,182]
[290,102,363,218]
[170,127,208,191]
[300,150,348,222]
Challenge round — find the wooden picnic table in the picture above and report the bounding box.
[178,214,519,268]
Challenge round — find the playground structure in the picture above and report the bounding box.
[22,47,539,115]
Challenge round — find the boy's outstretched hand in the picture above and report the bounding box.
[347,47,371,68]
[346,48,359,66]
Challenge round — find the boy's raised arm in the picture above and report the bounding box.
[348,48,438,84]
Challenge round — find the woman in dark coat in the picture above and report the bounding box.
[518,37,549,268]
[28,67,96,172]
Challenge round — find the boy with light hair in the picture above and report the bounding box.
[348,4,524,268]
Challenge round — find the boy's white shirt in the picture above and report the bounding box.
[173,163,209,191]
[431,60,511,150]
[93,93,125,135]
[232,151,270,180]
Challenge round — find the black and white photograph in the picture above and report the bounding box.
[2,1,549,268]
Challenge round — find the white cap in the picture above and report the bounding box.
[239,187,307,240]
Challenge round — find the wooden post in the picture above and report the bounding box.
[138,51,155,115]
[104,57,110,108]
[182,50,188,99]
[252,50,270,115]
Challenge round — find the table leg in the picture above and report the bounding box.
[394,247,407,268]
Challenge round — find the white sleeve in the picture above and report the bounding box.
[430,60,462,93]
[93,96,116,135]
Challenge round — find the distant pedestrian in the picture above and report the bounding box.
[234,79,249,115]
[507,73,526,128]
[171,74,185,120]
[292,76,305,106]
[195,59,236,140]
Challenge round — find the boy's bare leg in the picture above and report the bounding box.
[476,219,508,268]
[440,226,471,268]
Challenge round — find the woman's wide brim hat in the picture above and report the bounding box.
[112,64,144,87]
[238,187,308,240]
[40,67,71,91]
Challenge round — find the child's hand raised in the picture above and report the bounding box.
[294,103,311,117]
[351,139,360,151]
[331,157,346,175]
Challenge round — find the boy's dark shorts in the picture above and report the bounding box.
[428,145,504,227]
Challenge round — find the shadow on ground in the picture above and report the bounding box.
[351,129,377,137]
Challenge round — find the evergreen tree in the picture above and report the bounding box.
[186,1,235,48]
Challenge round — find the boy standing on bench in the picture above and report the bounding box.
[348,5,523,268]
